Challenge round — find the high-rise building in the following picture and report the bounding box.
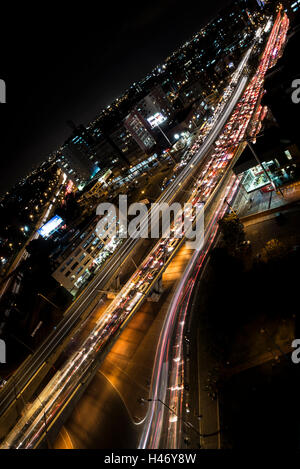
[57,144,94,187]
[52,209,121,295]
[56,122,100,188]
[136,84,175,123]
[89,121,149,168]
[124,110,157,154]
[88,129,123,169]
[109,125,146,166]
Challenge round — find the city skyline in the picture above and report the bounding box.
[1,0,300,453]
[0,0,230,194]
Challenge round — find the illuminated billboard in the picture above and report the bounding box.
[65,180,74,195]
[147,112,167,129]
[99,169,112,183]
[38,215,64,239]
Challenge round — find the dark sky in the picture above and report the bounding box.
[0,0,231,194]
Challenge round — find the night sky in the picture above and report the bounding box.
[0,0,231,194]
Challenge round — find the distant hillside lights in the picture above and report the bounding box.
[0,79,6,103]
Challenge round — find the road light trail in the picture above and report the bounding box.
[0,41,252,423]
[139,9,289,449]
[0,75,248,449]
[1,12,288,448]
[139,173,240,449]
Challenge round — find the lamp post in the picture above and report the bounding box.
[221,136,285,198]
[246,138,284,197]
[11,375,21,417]
[156,123,172,147]
[37,293,59,309]
[36,394,51,449]
[155,123,178,165]
[141,397,221,439]
[130,257,138,270]
[224,198,238,216]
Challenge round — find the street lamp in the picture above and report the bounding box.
[224,198,238,216]
[156,123,172,147]
[141,397,221,439]
[36,394,51,449]
[37,293,59,309]
[221,136,285,198]
[246,138,284,197]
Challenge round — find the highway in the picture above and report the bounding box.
[0,44,254,447]
[1,10,288,446]
[138,170,241,449]
[139,9,289,449]
[0,43,252,431]
[2,8,286,444]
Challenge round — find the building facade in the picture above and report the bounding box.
[136,84,175,122]
[52,208,122,295]
[124,110,157,153]
[57,124,100,188]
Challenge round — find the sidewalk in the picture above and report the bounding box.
[232,180,300,218]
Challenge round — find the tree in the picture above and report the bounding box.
[261,239,286,263]
[218,213,245,252]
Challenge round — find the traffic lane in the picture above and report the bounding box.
[0,68,248,414]
[38,131,241,446]
[139,143,250,447]
[183,250,220,450]
[121,21,284,446]
[27,74,249,446]
[53,245,193,450]
[148,172,241,449]
[0,20,282,443]
[53,370,139,449]
[99,245,194,430]
[1,63,250,443]
[0,233,151,416]
[0,170,196,414]
[1,170,194,415]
